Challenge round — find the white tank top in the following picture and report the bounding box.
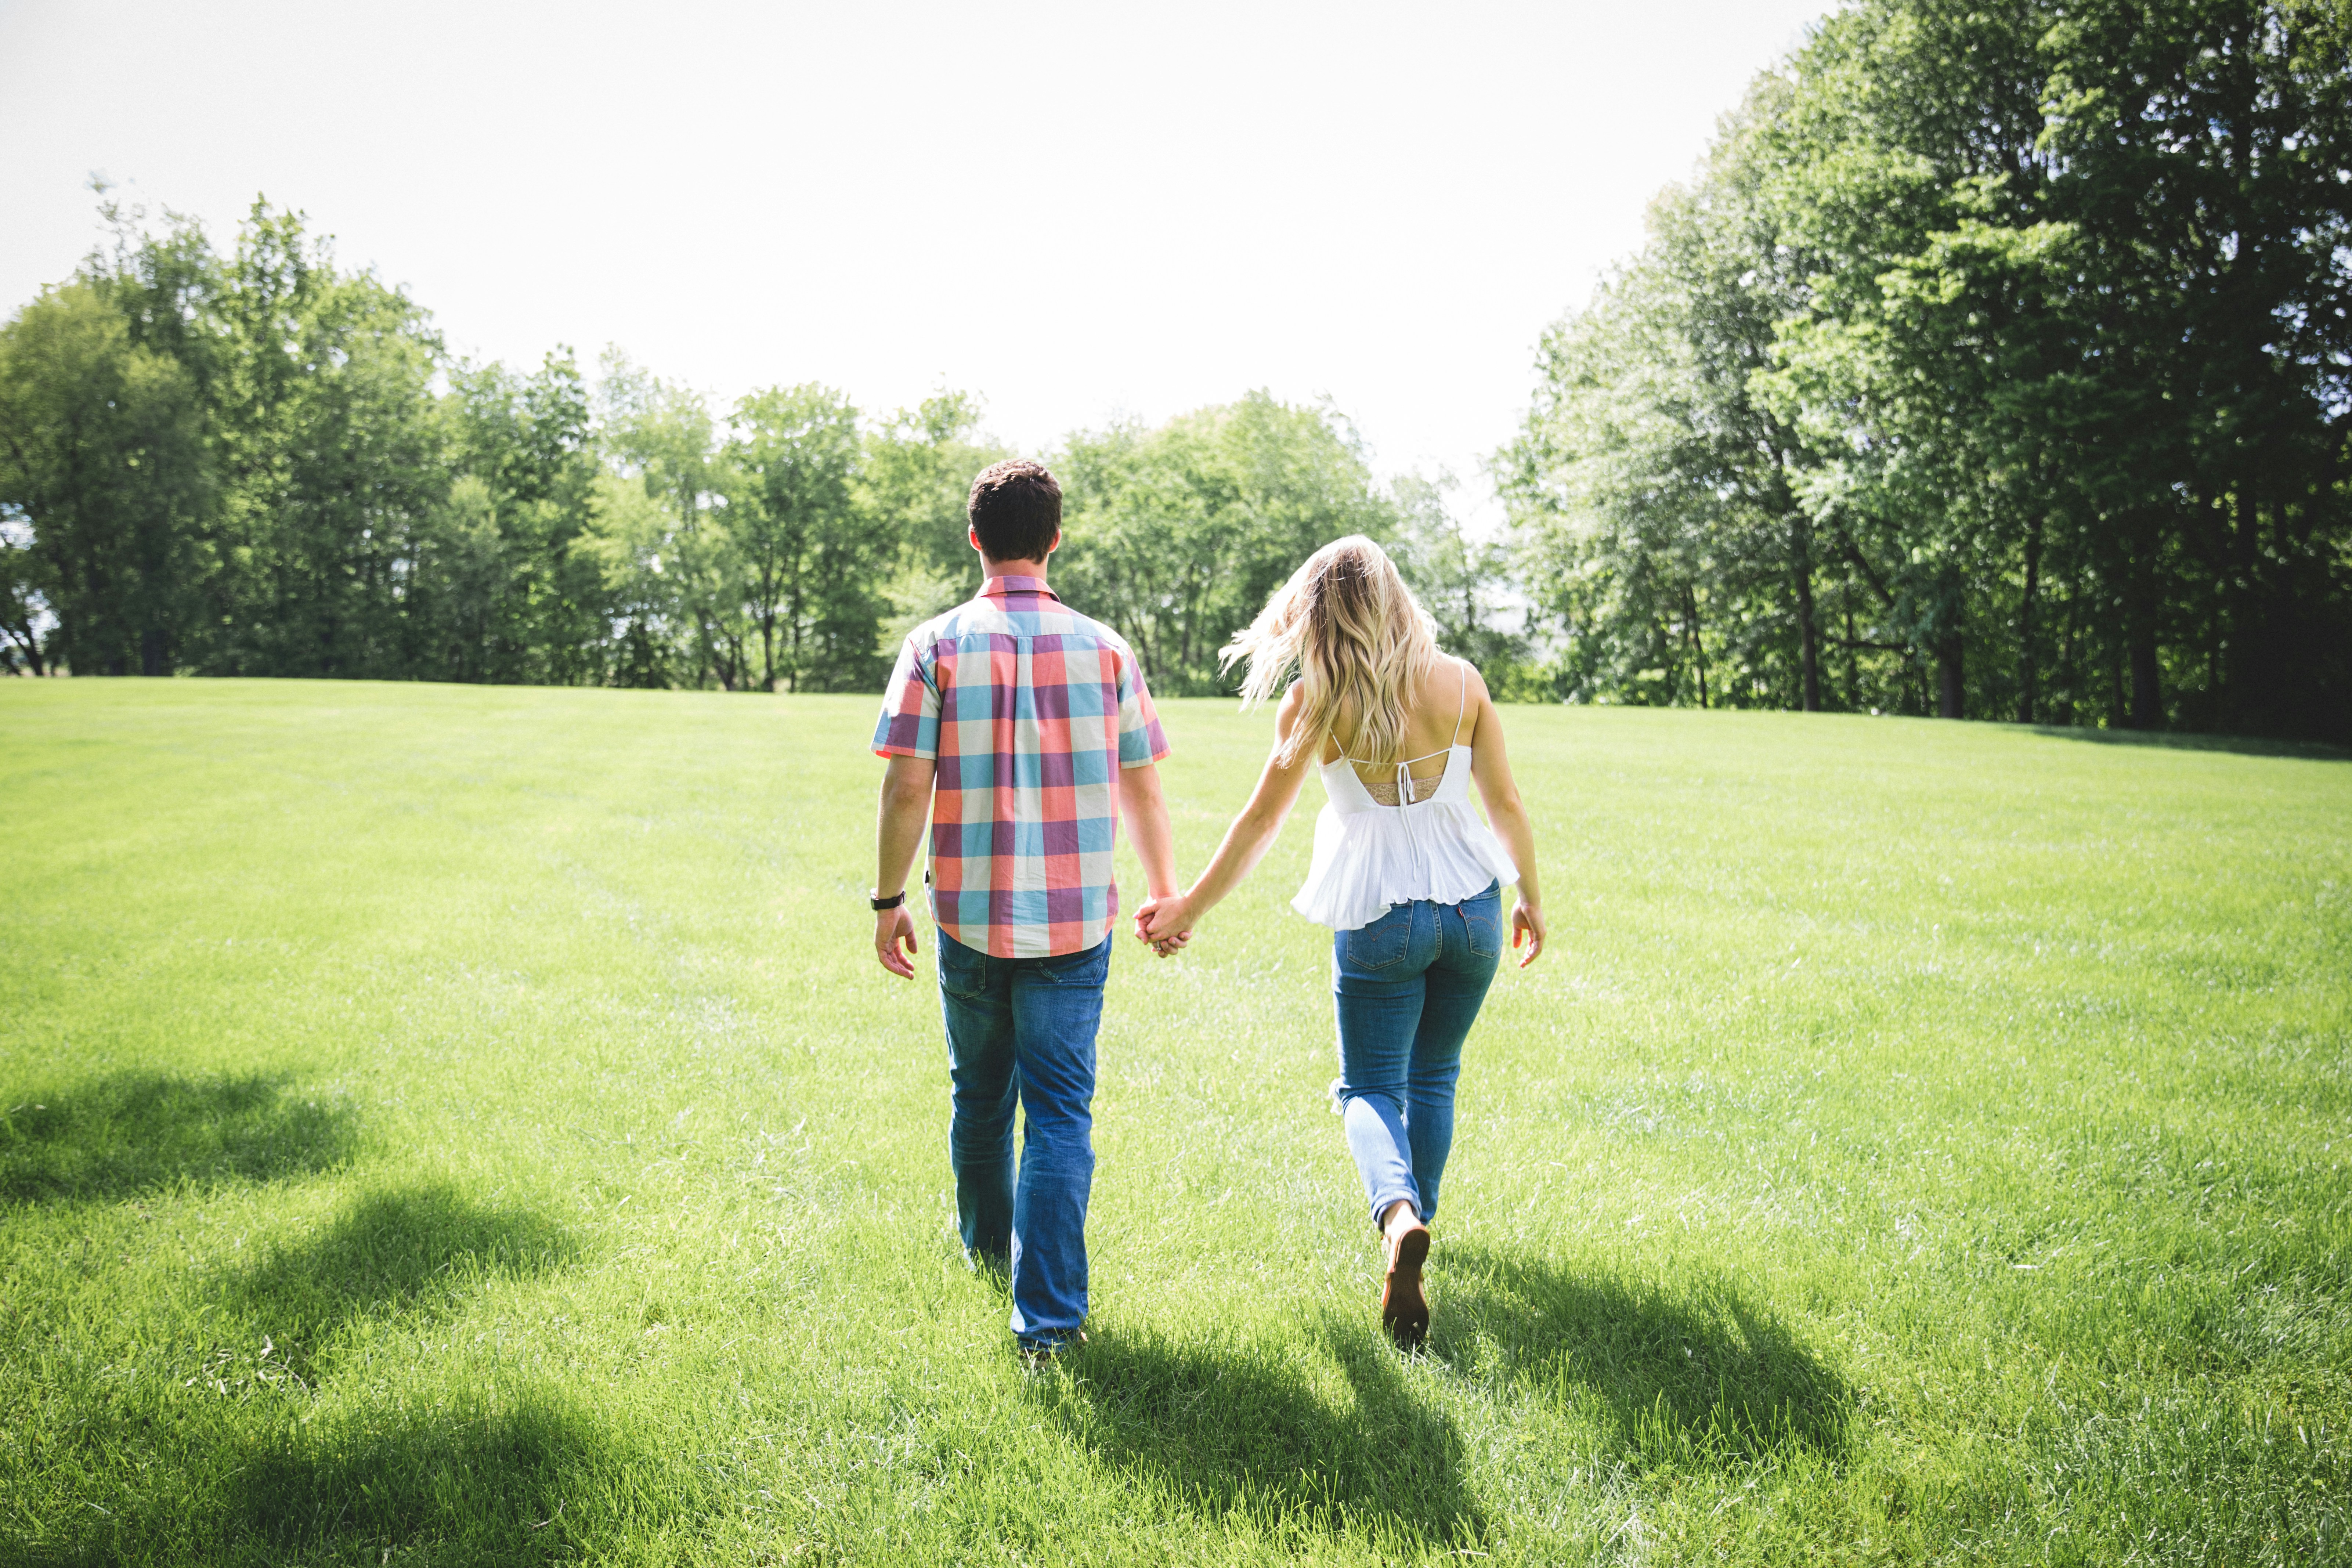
[1290,661,1521,932]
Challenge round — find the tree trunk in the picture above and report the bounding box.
[1683,582,1709,710]
[2128,630,2163,730]
[5,627,47,677]
[1843,599,1858,709]
[1937,634,1964,719]
[2015,516,2043,724]
[2120,539,2164,729]
[1792,517,1820,711]
[2052,580,2078,727]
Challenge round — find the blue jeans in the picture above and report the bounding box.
[1330,882,1502,1229]
[936,928,1109,1351]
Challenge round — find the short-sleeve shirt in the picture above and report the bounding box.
[872,575,1170,958]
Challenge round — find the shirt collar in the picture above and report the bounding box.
[979,574,1059,603]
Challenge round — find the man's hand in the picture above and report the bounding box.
[875,905,920,978]
[1135,893,1195,957]
[872,754,934,980]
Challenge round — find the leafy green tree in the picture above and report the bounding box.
[862,392,1009,651]
[724,384,878,691]
[1510,0,2351,740]
[1389,474,1531,685]
[1056,392,1400,695]
[427,352,606,684]
[0,280,208,676]
[1504,94,1831,712]
[579,468,683,690]
[596,353,744,688]
[188,202,449,678]
[0,507,48,675]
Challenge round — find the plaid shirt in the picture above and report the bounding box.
[873,575,1170,958]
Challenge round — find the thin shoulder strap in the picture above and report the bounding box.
[1449,658,1470,746]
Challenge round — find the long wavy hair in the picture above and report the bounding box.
[1221,535,1442,767]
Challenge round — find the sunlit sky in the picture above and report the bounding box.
[1,0,1826,517]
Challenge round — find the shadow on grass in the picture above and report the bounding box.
[228,1182,580,1374]
[24,1190,608,1565]
[2029,725,2349,762]
[230,1390,662,1565]
[42,1387,675,1567]
[0,1071,358,1204]
[1432,1246,1852,1469]
[1034,1318,1481,1547]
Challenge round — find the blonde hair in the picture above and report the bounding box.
[1221,535,1442,768]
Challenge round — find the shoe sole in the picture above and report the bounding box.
[1381,1226,1431,1348]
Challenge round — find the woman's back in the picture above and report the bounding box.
[1296,653,1515,930]
[1323,656,1477,805]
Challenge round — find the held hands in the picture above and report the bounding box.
[1132,893,1195,958]
[1511,899,1547,969]
[874,905,920,979]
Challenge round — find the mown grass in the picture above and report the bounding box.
[1,678,2346,1566]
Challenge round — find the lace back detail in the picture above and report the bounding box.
[1358,767,1448,807]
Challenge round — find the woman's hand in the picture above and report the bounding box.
[1136,893,1196,956]
[1510,899,1546,968]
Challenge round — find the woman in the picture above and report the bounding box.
[1137,536,1545,1348]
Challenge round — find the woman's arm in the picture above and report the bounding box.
[1463,671,1547,967]
[1136,683,1318,947]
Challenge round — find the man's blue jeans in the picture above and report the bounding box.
[1330,882,1502,1229]
[936,928,1109,1351]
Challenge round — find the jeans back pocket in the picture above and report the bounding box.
[1460,884,1502,959]
[1337,905,1411,972]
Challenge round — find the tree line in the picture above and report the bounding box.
[9,0,2348,743]
[0,199,1511,699]
[1502,0,2352,743]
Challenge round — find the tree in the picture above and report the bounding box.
[1390,474,1530,684]
[426,351,606,685]
[862,392,1010,654]
[724,384,876,691]
[1503,91,1830,712]
[596,353,744,688]
[1507,0,2352,739]
[0,281,207,676]
[1056,392,1401,695]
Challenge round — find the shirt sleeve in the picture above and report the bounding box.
[1115,651,1171,767]
[873,636,940,759]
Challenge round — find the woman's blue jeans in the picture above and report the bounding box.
[1330,882,1502,1230]
[936,928,1109,1352]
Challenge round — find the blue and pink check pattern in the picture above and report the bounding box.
[873,576,1170,958]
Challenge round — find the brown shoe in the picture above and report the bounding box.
[1380,1222,1431,1348]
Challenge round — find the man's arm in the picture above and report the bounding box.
[874,754,936,979]
[1137,683,1314,948]
[1119,760,1181,904]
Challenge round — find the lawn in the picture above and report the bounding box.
[1,678,2347,1567]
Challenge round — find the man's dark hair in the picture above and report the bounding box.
[968,459,1063,564]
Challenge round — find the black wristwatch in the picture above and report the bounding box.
[870,889,907,911]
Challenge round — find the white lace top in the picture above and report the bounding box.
[1290,663,1520,932]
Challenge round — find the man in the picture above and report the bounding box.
[869,458,1179,1360]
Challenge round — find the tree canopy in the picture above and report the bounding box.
[1,202,1495,698]
[1503,0,2352,742]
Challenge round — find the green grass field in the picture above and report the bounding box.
[2,679,2347,1566]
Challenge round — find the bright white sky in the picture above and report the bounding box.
[0,0,1825,518]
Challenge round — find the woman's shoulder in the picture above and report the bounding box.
[1438,656,1491,744]
[1427,654,1486,707]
